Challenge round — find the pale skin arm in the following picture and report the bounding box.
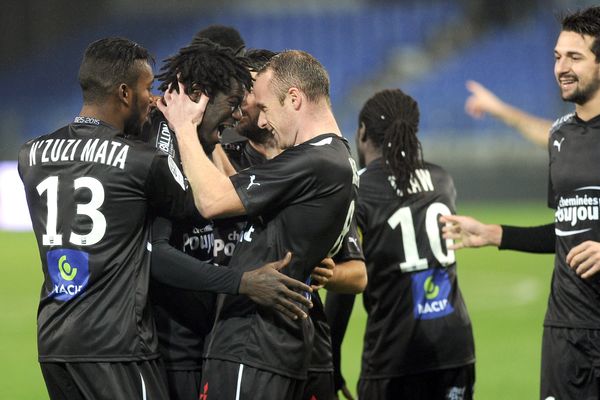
[157,83,244,219]
[440,214,502,249]
[211,143,238,176]
[567,241,600,279]
[465,80,552,148]
[310,258,367,294]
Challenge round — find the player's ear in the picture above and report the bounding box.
[118,83,130,106]
[358,122,367,142]
[288,87,302,110]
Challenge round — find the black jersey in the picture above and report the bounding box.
[357,158,474,378]
[142,111,217,370]
[546,112,600,329]
[309,220,365,373]
[18,118,193,362]
[205,134,358,378]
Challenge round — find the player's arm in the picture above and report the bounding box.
[465,80,552,148]
[441,215,555,253]
[311,219,367,293]
[151,217,313,320]
[211,143,238,176]
[324,292,356,400]
[158,83,245,219]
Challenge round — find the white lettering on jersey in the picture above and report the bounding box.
[167,156,186,190]
[241,225,255,243]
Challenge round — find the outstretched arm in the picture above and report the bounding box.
[440,214,502,249]
[465,80,552,148]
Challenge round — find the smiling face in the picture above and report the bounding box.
[195,79,245,146]
[554,30,600,106]
[254,70,297,149]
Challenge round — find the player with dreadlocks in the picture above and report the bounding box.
[326,88,476,400]
[142,39,312,400]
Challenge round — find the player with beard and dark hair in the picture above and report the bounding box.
[191,24,245,55]
[17,36,190,400]
[159,50,358,399]
[143,40,313,400]
[328,89,476,400]
[442,6,600,399]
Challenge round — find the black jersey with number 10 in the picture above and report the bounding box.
[18,119,193,362]
[357,159,474,378]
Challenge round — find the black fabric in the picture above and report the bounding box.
[302,371,334,400]
[324,292,356,390]
[540,327,600,400]
[499,224,555,253]
[545,112,600,329]
[356,158,475,378]
[357,364,475,400]
[150,217,242,294]
[40,359,169,400]
[204,134,358,379]
[18,120,193,362]
[165,369,204,400]
[201,359,306,400]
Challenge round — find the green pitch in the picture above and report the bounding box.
[0,202,554,399]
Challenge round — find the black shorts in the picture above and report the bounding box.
[165,369,203,400]
[40,359,169,400]
[541,326,600,400]
[201,359,305,400]
[358,364,475,400]
[303,370,334,400]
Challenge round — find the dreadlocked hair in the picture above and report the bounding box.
[359,88,423,195]
[156,38,252,98]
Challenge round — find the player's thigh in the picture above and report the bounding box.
[201,359,304,400]
[303,370,334,400]
[40,363,85,400]
[540,327,600,400]
[358,364,474,400]
[165,369,203,400]
[66,359,169,400]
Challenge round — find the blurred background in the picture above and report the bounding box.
[0,0,593,398]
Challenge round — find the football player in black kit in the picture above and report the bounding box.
[327,89,476,400]
[158,50,358,399]
[220,48,368,400]
[442,6,600,399]
[143,39,251,400]
[18,37,312,400]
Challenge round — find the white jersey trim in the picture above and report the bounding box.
[235,363,244,400]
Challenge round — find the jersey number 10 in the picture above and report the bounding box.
[387,202,455,273]
[36,176,107,246]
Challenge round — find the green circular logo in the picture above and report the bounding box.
[424,276,439,300]
[58,255,78,281]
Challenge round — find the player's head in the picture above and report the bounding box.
[555,6,600,105]
[78,37,154,136]
[236,49,278,144]
[191,24,245,55]
[156,38,252,147]
[357,88,423,195]
[253,50,330,149]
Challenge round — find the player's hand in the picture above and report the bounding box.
[440,214,502,249]
[465,80,506,119]
[310,257,335,290]
[335,384,355,400]
[157,81,209,133]
[239,252,313,320]
[567,241,600,279]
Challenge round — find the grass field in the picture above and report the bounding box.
[0,202,554,399]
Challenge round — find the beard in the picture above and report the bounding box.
[123,100,145,137]
[237,120,272,145]
[561,75,600,105]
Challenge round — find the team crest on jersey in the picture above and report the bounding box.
[167,156,186,190]
[47,249,90,301]
[411,268,454,320]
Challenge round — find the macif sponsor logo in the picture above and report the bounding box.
[411,269,454,320]
[47,249,90,301]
